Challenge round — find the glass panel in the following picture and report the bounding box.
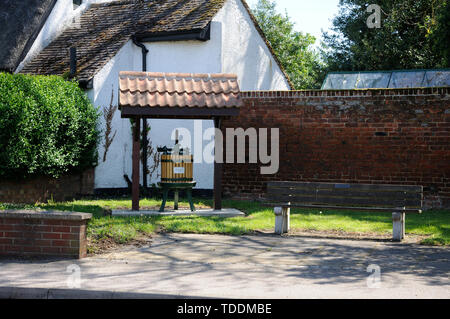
[424,71,450,87]
[323,70,449,89]
[356,72,391,88]
[388,71,425,88]
[322,74,359,89]
[321,75,334,89]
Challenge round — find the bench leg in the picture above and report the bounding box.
[392,212,405,242]
[159,188,168,213]
[174,190,179,210]
[187,189,195,212]
[274,207,290,235]
[282,206,290,233]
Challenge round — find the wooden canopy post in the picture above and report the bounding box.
[214,118,222,210]
[132,117,141,211]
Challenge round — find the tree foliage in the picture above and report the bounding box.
[322,0,449,71]
[251,0,326,89]
[0,73,100,179]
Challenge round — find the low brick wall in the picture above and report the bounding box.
[0,210,92,259]
[222,88,450,208]
[0,168,94,204]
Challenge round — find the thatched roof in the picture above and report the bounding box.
[0,0,57,72]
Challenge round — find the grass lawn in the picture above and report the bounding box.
[1,197,449,252]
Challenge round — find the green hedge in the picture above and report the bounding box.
[0,73,100,179]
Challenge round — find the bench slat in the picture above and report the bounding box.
[267,186,423,200]
[263,202,422,213]
[267,181,423,193]
[267,194,422,208]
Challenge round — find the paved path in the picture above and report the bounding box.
[0,234,449,299]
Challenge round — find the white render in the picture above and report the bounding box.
[18,0,291,190]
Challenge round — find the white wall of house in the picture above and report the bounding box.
[86,41,142,190]
[22,0,290,190]
[220,0,290,91]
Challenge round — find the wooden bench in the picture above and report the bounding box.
[265,181,424,241]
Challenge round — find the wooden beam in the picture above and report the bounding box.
[120,106,240,119]
[132,117,141,211]
[214,118,222,211]
[267,181,423,193]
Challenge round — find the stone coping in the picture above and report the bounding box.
[112,208,245,218]
[0,210,92,220]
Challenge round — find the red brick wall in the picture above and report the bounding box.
[222,88,450,208]
[0,213,90,259]
[0,168,94,204]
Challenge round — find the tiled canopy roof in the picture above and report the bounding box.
[119,71,242,108]
[20,0,226,83]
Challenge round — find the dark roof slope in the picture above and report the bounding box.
[0,0,57,72]
[20,0,227,83]
[20,0,292,89]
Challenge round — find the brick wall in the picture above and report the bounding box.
[0,168,94,204]
[222,88,450,208]
[0,210,91,259]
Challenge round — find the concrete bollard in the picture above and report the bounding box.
[392,212,406,242]
[274,206,290,235]
[274,207,283,234]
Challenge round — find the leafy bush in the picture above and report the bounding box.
[0,73,100,179]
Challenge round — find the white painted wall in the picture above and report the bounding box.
[219,0,290,90]
[36,0,290,190]
[87,41,142,189]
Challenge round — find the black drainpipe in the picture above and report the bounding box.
[132,36,150,190]
[132,36,148,72]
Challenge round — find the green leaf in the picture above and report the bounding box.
[0,73,100,179]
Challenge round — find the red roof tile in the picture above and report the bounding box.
[119,71,243,108]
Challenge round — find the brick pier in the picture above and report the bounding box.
[0,210,92,259]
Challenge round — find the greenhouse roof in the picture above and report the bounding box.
[321,69,450,90]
